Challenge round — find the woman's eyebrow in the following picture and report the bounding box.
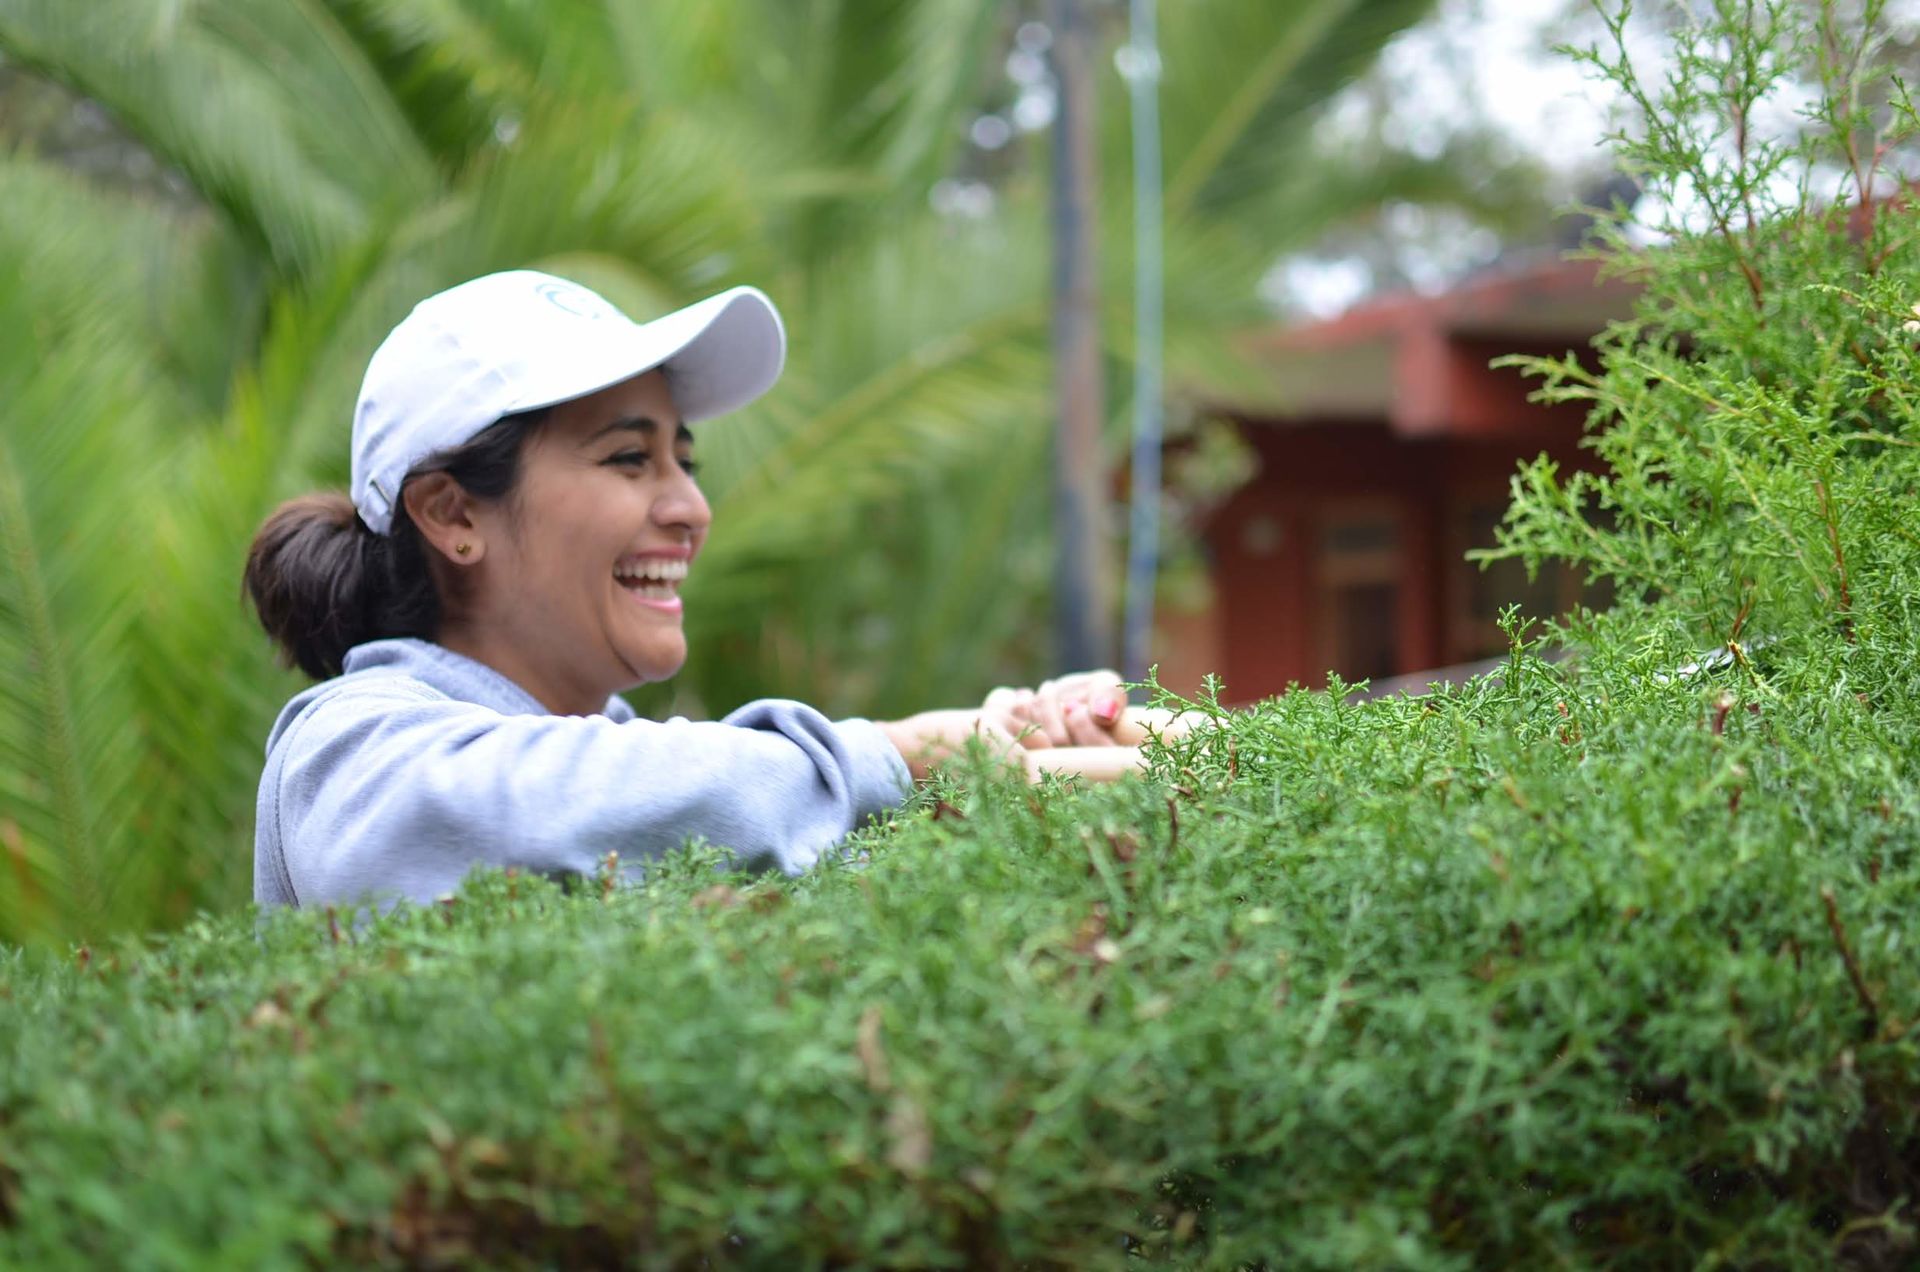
[587,416,694,444]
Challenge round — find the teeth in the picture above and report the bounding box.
[614,558,688,583]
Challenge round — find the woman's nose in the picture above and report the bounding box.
[653,463,711,531]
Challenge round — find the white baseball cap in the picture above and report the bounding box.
[350,270,785,534]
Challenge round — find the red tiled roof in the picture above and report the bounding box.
[1233,253,1644,430]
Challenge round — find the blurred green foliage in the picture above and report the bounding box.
[0,0,1511,946]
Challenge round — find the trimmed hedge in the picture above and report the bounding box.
[1,619,1916,1267]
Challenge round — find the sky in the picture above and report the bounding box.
[1381,0,1620,170]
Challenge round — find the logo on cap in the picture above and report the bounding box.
[534,280,617,320]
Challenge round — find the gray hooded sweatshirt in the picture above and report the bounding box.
[254,638,911,909]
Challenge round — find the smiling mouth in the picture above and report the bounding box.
[614,558,688,605]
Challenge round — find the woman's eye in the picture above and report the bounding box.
[603,450,696,477]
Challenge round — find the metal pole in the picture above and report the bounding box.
[1121,0,1163,685]
[1045,0,1111,672]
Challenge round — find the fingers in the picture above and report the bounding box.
[970,714,1025,764]
[983,686,1051,748]
[1083,672,1127,728]
[883,709,1035,781]
[988,669,1136,750]
[1031,679,1071,746]
[1062,700,1110,746]
[1060,670,1125,710]
[980,686,1020,736]
[1120,706,1204,744]
[1043,670,1126,743]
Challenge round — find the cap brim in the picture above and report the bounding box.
[509,285,786,422]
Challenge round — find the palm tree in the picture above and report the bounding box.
[0,0,1543,945]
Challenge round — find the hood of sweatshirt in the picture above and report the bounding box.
[265,637,636,755]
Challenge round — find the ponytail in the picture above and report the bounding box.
[243,494,439,680]
[243,407,549,679]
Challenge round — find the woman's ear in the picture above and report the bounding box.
[402,472,486,565]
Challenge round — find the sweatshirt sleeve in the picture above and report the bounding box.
[260,682,911,909]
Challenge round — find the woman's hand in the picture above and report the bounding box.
[983,670,1129,749]
[877,710,1024,782]
[877,708,1147,784]
[882,670,1210,784]
[983,673,1210,752]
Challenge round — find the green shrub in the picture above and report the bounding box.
[3,1,1919,1266]
[1,624,1915,1268]
[1489,0,1920,652]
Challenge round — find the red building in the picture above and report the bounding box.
[1155,257,1640,701]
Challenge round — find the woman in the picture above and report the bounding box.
[245,270,1164,911]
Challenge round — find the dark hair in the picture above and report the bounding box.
[243,409,548,680]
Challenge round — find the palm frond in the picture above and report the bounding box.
[599,0,755,107]
[0,150,268,419]
[679,212,1057,710]
[0,274,161,945]
[319,0,573,167]
[1157,0,1435,221]
[456,100,769,291]
[811,0,1007,192]
[852,445,1054,713]
[0,0,433,275]
[604,0,1009,260]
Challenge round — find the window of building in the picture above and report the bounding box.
[1316,503,1402,684]
[1447,497,1614,661]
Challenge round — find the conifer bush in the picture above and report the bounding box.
[3,1,1919,1266]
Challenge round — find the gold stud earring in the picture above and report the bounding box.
[455,543,472,557]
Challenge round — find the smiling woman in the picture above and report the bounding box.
[241,272,1169,912]
[410,371,712,714]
